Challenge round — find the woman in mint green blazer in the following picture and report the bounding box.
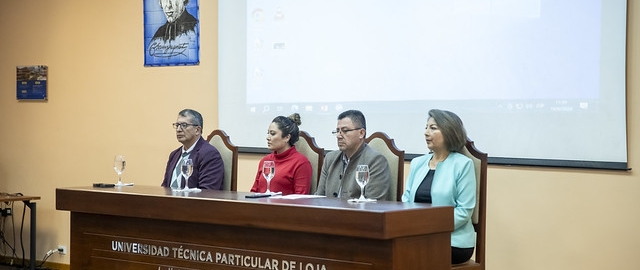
[401,109,476,264]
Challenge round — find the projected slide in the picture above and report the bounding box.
[219,0,628,169]
[246,0,600,104]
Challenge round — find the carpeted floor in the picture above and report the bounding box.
[0,261,58,270]
[0,264,45,270]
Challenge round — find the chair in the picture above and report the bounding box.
[294,131,324,194]
[206,129,238,191]
[364,132,404,201]
[452,138,488,270]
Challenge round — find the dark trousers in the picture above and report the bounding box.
[452,246,475,264]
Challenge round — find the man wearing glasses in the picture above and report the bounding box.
[161,109,225,190]
[315,110,392,200]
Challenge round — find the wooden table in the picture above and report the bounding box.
[56,186,453,270]
[0,194,40,270]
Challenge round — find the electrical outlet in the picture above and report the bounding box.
[57,245,67,255]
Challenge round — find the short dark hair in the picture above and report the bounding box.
[338,109,366,129]
[179,109,203,130]
[272,113,302,146]
[428,109,467,152]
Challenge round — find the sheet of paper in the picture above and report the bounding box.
[276,194,326,200]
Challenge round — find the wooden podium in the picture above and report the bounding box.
[56,186,453,270]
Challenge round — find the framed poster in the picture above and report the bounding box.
[144,0,200,66]
[17,65,48,100]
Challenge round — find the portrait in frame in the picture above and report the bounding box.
[144,0,200,66]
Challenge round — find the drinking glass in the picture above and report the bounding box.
[113,155,126,186]
[262,161,276,194]
[181,159,193,190]
[355,165,370,201]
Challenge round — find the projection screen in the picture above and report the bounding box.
[218,0,628,170]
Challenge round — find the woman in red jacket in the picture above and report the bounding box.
[251,113,313,195]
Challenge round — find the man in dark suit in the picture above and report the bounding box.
[152,0,198,42]
[162,109,224,190]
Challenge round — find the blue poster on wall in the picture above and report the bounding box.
[17,65,48,100]
[144,0,200,66]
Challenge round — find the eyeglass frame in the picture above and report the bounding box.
[331,127,363,136]
[172,122,200,130]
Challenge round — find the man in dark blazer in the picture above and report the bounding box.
[162,109,224,190]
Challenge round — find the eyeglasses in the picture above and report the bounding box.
[172,122,199,130]
[331,127,363,136]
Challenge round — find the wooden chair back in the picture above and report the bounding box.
[453,138,488,270]
[364,132,405,201]
[294,131,325,194]
[206,129,238,191]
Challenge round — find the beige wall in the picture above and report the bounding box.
[1,1,638,269]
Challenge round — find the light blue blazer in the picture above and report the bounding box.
[402,152,476,248]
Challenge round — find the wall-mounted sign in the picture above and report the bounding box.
[17,65,48,100]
